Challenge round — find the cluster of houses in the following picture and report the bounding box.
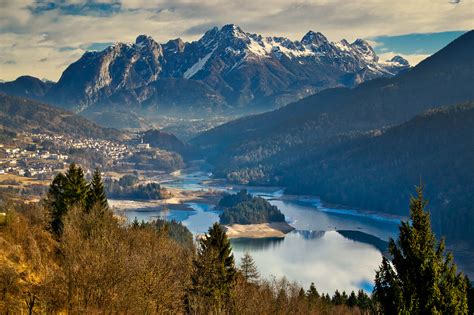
[29,133,132,161]
[0,133,155,180]
[0,142,68,178]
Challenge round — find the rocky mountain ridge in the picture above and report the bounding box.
[1,24,409,127]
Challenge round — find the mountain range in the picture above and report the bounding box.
[192,30,473,157]
[0,24,408,128]
[191,30,474,245]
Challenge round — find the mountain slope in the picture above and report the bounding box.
[0,76,53,100]
[0,93,123,140]
[283,102,474,244]
[192,30,474,165]
[135,129,191,156]
[0,25,408,127]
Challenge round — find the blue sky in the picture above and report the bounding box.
[0,0,472,81]
[369,30,468,65]
[371,31,467,55]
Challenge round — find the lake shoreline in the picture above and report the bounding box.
[225,222,295,239]
[109,186,224,212]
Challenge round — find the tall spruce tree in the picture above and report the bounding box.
[47,164,89,236]
[306,282,320,301]
[47,172,68,236]
[239,252,259,283]
[306,282,320,309]
[188,223,236,313]
[64,163,88,209]
[373,185,468,314]
[85,168,108,214]
[467,277,474,314]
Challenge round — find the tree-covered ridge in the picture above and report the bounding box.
[133,217,194,249]
[218,190,285,225]
[0,93,123,140]
[105,175,168,200]
[137,129,191,156]
[280,102,474,244]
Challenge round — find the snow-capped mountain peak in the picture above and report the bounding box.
[301,31,329,46]
[351,39,378,62]
[46,24,410,113]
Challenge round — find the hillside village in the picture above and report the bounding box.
[0,132,183,195]
[1,132,127,177]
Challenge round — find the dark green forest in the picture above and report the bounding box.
[105,175,168,200]
[218,190,285,224]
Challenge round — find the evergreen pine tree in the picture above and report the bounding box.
[64,163,88,209]
[298,288,306,301]
[356,289,372,310]
[373,185,468,314]
[85,168,108,214]
[347,291,357,307]
[239,252,259,283]
[47,173,68,236]
[188,223,236,313]
[332,290,343,305]
[306,282,320,308]
[466,276,474,314]
[373,256,403,313]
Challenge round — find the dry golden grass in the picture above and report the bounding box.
[0,174,50,188]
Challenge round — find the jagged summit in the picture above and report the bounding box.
[350,39,378,62]
[352,38,371,48]
[390,55,410,66]
[301,31,328,46]
[221,23,245,34]
[135,34,155,45]
[163,38,185,53]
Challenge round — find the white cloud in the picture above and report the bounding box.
[0,0,473,80]
[0,0,34,34]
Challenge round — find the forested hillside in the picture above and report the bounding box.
[136,129,192,156]
[212,102,474,244]
[281,103,474,243]
[0,93,123,140]
[218,190,286,225]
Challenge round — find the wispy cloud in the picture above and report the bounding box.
[0,0,472,80]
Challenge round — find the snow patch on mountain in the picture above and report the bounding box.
[183,49,215,79]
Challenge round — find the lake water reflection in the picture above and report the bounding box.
[119,169,401,294]
[231,230,381,293]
